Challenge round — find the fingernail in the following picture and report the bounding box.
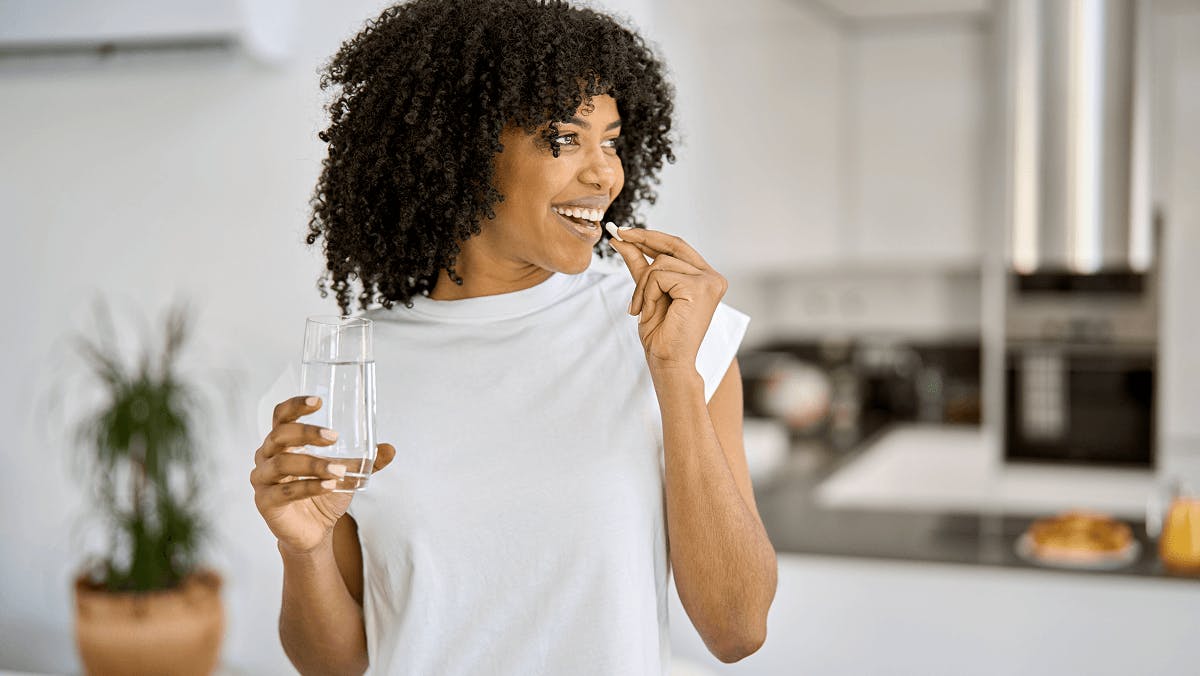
[320,428,338,441]
[605,222,623,241]
[327,463,347,478]
[305,396,318,406]
[607,238,619,251]
[628,300,635,315]
[618,225,634,230]
[321,479,336,489]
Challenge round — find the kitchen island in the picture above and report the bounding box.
[750,423,1198,581]
[666,424,1200,675]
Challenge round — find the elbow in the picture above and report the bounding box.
[706,618,767,664]
[697,556,777,663]
[280,626,368,676]
[713,626,767,664]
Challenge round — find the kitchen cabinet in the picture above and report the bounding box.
[661,0,988,274]
[669,553,1200,675]
[665,0,845,272]
[847,23,987,267]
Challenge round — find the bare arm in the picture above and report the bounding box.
[250,395,396,676]
[278,518,368,676]
[604,227,777,661]
[656,358,777,663]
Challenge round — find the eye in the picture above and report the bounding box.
[552,134,579,147]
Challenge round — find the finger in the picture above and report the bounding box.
[372,443,397,473]
[614,228,710,271]
[639,270,697,325]
[643,273,674,332]
[609,238,651,314]
[273,395,322,429]
[259,421,338,460]
[252,451,348,487]
[257,476,337,508]
[631,255,702,316]
[607,236,650,280]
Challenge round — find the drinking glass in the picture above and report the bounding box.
[296,315,376,492]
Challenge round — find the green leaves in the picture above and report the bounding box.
[70,297,209,593]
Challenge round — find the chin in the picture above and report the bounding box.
[562,247,595,274]
[541,242,595,275]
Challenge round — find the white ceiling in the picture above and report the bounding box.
[814,0,992,20]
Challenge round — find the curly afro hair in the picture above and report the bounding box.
[305,0,678,313]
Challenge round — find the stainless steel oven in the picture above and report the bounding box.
[1002,266,1159,468]
[1004,343,1154,467]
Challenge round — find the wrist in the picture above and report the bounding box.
[277,535,333,561]
[649,364,703,396]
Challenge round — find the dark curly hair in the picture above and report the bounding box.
[305,0,678,313]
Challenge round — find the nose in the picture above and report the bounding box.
[577,147,618,193]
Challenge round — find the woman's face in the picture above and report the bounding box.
[486,93,625,273]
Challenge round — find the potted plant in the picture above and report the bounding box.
[68,297,223,675]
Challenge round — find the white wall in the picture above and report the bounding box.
[0,3,390,671]
[1159,8,1200,448]
[0,1,687,673]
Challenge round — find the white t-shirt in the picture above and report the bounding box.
[257,253,750,675]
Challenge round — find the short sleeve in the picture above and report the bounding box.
[695,301,751,403]
[255,362,302,441]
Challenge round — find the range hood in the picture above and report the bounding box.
[1005,0,1153,275]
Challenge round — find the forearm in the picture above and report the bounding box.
[654,368,776,661]
[278,539,369,676]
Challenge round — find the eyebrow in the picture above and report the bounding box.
[565,116,622,131]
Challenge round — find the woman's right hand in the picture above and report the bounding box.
[251,395,396,554]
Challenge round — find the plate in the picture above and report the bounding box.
[1014,532,1141,571]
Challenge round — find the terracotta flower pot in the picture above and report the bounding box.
[74,568,224,676]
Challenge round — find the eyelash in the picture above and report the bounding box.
[553,133,619,150]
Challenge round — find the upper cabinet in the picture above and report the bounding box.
[658,0,991,274]
[656,0,846,272]
[847,23,988,267]
[818,0,992,20]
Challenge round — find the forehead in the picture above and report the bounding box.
[561,94,620,126]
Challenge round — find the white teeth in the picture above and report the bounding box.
[553,206,603,222]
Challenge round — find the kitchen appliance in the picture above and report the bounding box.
[999,0,1160,468]
[1005,0,1153,275]
[1003,323,1156,467]
[740,351,833,435]
[1002,219,1160,468]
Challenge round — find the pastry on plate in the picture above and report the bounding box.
[1025,510,1134,564]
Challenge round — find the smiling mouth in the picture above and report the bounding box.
[551,205,604,228]
[552,208,602,243]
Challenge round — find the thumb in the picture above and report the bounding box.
[372,443,397,473]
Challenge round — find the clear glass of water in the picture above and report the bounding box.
[296,315,376,492]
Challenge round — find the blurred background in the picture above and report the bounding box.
[2,0,1199,674]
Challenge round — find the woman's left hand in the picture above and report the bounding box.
[608,225,728,374]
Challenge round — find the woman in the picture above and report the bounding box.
[250,1,777,673]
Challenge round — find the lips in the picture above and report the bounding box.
[553,209,601,244]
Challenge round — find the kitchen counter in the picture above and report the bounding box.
[750,424,1200,582]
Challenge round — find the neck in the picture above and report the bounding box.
[428,240,555,301]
